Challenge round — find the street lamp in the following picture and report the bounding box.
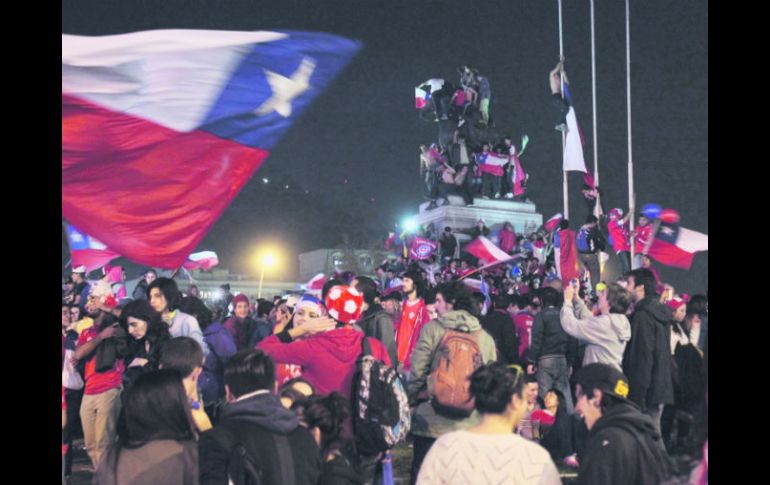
[258,252,277,299]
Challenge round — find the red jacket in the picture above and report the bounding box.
[499,228,517,254]
[257,327,391,399]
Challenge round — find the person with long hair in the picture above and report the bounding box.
[416,362,561,484]
[304,392,364,485]
[118,300,171,390]
[94,369,198,484]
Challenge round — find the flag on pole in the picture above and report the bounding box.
[408,237,438,261]
[480,272,491,316]
[465,236,514,266]
[562,84,587,173]
[63,29,361,268]
[648,223,708,270]
[65,224,120,273]
[182,251,219,271]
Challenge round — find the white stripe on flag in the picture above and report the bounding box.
[563,108,587,172]
[676,228,708,253]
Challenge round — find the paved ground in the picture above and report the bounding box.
[67,438,698,484]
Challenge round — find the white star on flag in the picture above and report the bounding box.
[254,57,316,118]
[660,226,675,236]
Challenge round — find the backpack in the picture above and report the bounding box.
[210,423,296,485]
[351,337,411,456]
[428,325,483,417]
[576,228,591,253]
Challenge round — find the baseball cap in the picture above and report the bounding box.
[575,363,630,401]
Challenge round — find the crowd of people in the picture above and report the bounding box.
[61,203,708,484]
[417,66,530,208]
[58,57,706,485]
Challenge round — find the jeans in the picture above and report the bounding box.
[481,173,501,197]
[580,253,601,289]
[537,355,574,414]
[552,93,570,126]
[616,251,631,275]
[410,435,436,485]
[80,387,122,468]
[63,388,84,476]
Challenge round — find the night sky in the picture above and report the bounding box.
[62,0,707,293]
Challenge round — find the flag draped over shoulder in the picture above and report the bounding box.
[558,229,579,283]
[512,153,527,197]
[648,223,708,270]
[62,30,361,268]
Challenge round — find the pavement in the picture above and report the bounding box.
[66,438,699,484]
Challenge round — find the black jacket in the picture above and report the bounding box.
[358,305,398,367]
[576,401,674,485]
[528,306,578,364]
[577,225,607,255]
[199,392,321,485]
[480,310,519,365]
[623,298,674,409]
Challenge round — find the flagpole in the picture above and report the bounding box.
[626,0,636,266]
[558,0,569,221]
[590,0,601,218]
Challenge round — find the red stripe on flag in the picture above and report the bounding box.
[62,94,268,268]
[647,240,697,270]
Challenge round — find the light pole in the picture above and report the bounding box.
[258,252,276,299]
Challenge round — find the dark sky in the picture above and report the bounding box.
[62,0,707,293]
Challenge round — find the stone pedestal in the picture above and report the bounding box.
[415,195,543,242]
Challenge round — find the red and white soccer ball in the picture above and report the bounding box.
[324,285,364,324]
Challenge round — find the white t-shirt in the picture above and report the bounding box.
[417,430,562,485]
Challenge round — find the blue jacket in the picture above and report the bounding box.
[200,322,237,403]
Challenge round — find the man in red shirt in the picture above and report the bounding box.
[74,283,124,468]
[509,294,540,365]
[607,208,632,275]
[395,271,430,375]
[632,214,654,269]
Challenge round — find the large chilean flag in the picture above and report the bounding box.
[63,30,360,268]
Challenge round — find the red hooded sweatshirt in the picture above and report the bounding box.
[257,327,391,399]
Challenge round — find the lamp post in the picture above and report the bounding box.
[258,252,276,299]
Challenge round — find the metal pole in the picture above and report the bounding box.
[558,0,569,220]
[590,0,601,218]
[626,0,636,266]
[258,266,265,299]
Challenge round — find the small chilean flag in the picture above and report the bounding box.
[182,251,220,271]
[63,30,360,269]
[465,236,514,266]
[648,223,708,270]
[304,273,327,293]
[65,224,120,273]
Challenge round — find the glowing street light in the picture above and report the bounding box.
[257,250,277,299]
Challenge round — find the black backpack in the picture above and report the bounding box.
[351,338,411,456]
[210,423,296,485]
